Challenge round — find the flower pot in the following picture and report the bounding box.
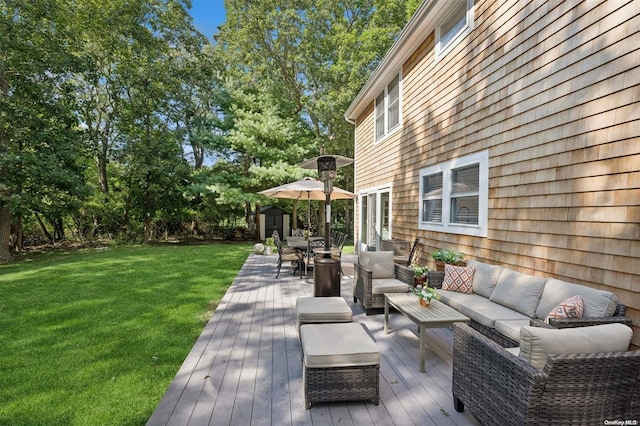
[419,298,430,307]
[414,275,427,286]
[435,260,445,271]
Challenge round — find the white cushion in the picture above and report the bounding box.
[300,323,380,368]
[439,291,530,327]
[494,319,531,343]
[296,297,352,326]
[490,269,547,317]
[535,278,618,319]
[371,278,409,295]
[467,260,504,298]
[359,251,395,279]
[519,323,633,370]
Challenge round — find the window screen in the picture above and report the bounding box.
[422,172,443,222]
[451,164,479,224]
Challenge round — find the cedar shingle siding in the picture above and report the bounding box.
[349,0,640,346]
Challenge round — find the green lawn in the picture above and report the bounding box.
[0,243,251,426]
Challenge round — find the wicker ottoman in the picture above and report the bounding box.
[300,322,380,409]
[295,297,353,330]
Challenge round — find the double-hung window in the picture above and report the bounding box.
[375,73,401,141]
[419,151,488,237]
[436,0,474,59]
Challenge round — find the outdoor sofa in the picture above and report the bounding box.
[428,259,630,347]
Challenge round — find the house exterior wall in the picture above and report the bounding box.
[351,0,640,346]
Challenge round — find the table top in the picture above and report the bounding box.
[385,293,470,325]
[286,236,324,249]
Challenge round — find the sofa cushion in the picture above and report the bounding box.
[300,323,380,368]
[439,290,530,327]
[442,264,475,294]
[490,269,547,317]
[467,260,504,298]
[371,278,409,295]
[544,295,584,324]
[494,320,531,343]
[535,278,619,319]
[359,251,395,279]
[519,323,633,370]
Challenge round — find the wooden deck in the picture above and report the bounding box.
[147,253,480,426]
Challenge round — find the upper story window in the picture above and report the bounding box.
[436,0,474,59]
[419,151,488,237]
[375,73,401,141]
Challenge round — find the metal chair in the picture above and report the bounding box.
[273,231,301,278]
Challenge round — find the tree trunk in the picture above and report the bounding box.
[0,72,12,261]
[97,119,111,194]
[35,213,54,243]
[291,200,298,230]
[0,202,12,262]
[143,214,152,244]
[15,213,23,252]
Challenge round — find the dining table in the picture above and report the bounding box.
[285,236,324,276]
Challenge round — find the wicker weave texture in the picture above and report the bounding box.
[452,322,640,425]
[353,263,412,312]
[304,365,379,409]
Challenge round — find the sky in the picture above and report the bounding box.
[188,0,226,41]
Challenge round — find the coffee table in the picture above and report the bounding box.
[384,293,469,372]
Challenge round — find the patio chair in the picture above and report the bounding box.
[353,251,413,314]
[273,231,301,278]
[302,239,326,272]
[452,322,640,425]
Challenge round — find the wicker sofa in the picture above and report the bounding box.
[452,322,640,425]
[428,259,630,347]
[353,251,414,314]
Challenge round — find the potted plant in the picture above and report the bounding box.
[264,237,275,255]
[430,248,465,271]
[411,284,440,307]
[411,264,429,286]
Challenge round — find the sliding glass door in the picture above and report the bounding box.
[359,186,392,251]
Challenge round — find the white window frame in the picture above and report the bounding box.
[418,151,488,237]
[435,0,474,60]
[374,72,402,142]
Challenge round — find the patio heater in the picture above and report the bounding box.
[300,155,354,297]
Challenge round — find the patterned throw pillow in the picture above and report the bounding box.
[545,295,584,324]
[442,264,475,294]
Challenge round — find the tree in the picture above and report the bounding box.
[0,0,89,260]
[210,0,417,236]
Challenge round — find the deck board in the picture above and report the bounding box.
[147,253,479,426]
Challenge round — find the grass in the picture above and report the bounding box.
[0,243,251,426]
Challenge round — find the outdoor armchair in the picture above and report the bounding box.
[452,322,640,425]
[353,251,413,314]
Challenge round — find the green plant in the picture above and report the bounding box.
[430,248,465,265]
[411,285,440,301]
[411,264,430,277]
[264,236,275,247]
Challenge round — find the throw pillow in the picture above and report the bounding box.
[442,264,475,294]
[545,295,584,324]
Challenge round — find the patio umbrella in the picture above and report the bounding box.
[259,177,354,202]
[259,177,354,274]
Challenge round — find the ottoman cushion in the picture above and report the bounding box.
[296,297,352,328]
[300,323,380,368]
